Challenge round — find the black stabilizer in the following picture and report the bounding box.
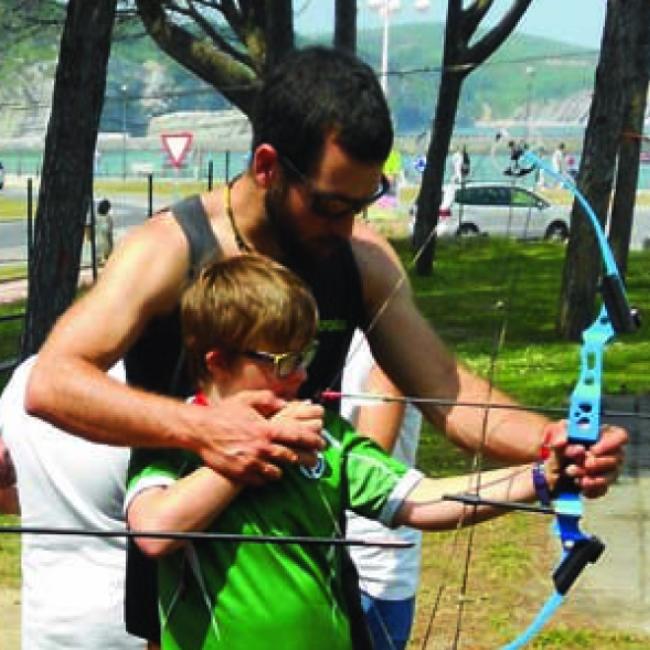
[553,536,605,595]
[601,274,640,334]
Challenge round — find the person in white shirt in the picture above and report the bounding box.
[342,330,423,650]
[0,357,144,650]
[451,146,464,184]
[552,143,567,177]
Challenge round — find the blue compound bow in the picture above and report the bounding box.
[501,151,640,649]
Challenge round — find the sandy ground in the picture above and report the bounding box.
[0,585,20,649]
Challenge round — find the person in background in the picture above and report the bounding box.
[0,358,144,650]
[552,143,567,179]
[451,145,464,184]
[96,197,115,263]
[342,330,423,650]
[460,145,470,181]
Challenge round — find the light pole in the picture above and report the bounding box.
[367,0,430,98]
[121,84,128,180]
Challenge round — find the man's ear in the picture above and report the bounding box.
[252,144,280,188]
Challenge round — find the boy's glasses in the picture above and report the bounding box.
[241,341,319,378]
[279,155,390,220]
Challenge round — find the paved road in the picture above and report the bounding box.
[3,189,650,264]
[0,197,151,264]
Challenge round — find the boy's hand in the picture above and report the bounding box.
[542,421,627,499]
[194,392,325,485]
[0,439,16,488]
[271,400,325,468]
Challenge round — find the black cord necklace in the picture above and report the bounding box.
[224,177,253,253]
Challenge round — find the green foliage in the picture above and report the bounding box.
[393,237,650,408]
[0,198,29,222]
[0,303,23,391]
[531,628,650,649]
[0,266,27,282]
[358,24,596,131]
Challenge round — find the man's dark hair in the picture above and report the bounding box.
[251,46,393,175]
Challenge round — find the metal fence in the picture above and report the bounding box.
[0,159,231,377]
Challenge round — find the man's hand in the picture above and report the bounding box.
[193,391,325,486]
[0,438,16,489]
[543,421,628,499]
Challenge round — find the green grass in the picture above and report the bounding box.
[0,302,23,377]
[0,516,20,588]
[2,237,650,647]
[0,198,27,222]
[394,236,650,648]
[0,178,216,222]
[0,265,27,281]
[94,178,212,199]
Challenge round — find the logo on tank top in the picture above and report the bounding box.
[319,319,347,332]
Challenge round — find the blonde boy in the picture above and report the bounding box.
[126,255,563,650]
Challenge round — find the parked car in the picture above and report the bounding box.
[427,182,570,241]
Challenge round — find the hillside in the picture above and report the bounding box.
[0,18,599,141]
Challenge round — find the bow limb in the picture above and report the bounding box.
[498,152,639,649]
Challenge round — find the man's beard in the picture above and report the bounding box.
[265,181,346,263]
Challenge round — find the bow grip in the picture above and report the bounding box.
[601,274,640,334]
[552,536,605,595]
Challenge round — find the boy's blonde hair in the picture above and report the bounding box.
[181,254,318,385]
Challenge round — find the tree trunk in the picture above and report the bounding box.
[557,0,629,340]
[334,0,357,53]
[412,0,532,276]
[414,72,464,276]
[21,0,117,356]
[609,0,650,278]
[266,1,294,69]
[610,92,646,278]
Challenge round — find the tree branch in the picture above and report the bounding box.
[136,0,259,114]
[184,0,255,69]
[465,0,533,67]
[461,0,493,42]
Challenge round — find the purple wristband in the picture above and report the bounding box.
[532,462,552,506]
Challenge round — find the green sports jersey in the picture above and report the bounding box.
[126,410,423,650]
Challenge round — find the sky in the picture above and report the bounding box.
[297,1,607,49]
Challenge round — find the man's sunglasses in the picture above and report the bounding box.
[240,341,319,378]
[280,155,390,220]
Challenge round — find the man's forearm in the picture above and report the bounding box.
[432,364,547,463]
[26,355,206,452]
[0,487,19,515]
[26,354,323,485]
[0,439,16,488]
